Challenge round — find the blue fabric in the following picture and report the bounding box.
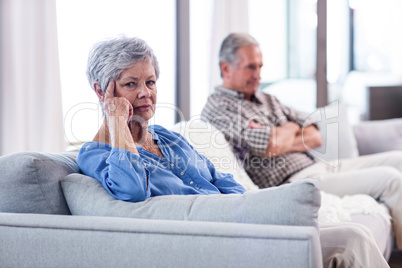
[77,125,246,202]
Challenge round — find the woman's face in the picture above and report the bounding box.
[115,60,157,122]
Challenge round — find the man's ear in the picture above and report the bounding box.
[220,61,232,79]
[94,82,104,102]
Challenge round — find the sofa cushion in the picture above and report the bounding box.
[353,118,402,156]
[170,118,259,191]
[0,151,79,215]
[61,174,320,229]
[307,102,359,164]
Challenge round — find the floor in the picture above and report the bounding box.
[389,250,402,268]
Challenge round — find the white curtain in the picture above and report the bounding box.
[0,0,65,155]
[209,0,249,92]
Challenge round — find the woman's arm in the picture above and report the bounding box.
[194,151,246,194]
[94,79,138,156]
[77,143,151,202]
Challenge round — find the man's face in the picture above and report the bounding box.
[222,45,263,100]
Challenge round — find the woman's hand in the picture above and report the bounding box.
[101,79,138,155]
[103,79,133,124]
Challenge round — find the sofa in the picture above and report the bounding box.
[0,139,322,266]
[0,115,400,267]
[172,116,401,261]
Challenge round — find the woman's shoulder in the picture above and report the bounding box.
[79,141,112,152]
[77,142,111,160]
[76,142,112,169]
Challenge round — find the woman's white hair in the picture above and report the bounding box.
[86,36,160,93]
[218,33,259,77]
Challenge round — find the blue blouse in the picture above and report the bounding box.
[77,125,246,202]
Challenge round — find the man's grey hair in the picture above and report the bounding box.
[218,33,259,77]
[86,36,160,93]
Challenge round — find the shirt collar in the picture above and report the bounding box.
[147,126,159,141]
[215,86,245,99]
[215,86,262,104]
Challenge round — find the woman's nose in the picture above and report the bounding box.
[137,83,151,98]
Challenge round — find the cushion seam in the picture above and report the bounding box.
[33,158,57,214]
[0,224,315,241]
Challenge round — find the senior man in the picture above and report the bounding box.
[201,32,402,267]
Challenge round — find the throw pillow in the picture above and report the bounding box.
[0,151,79,214]
[170,118,259,191]
[61,174,320,229]
[353,118,402,155]
[305,102,359,165]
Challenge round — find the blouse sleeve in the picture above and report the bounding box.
[77,143,151,202]
[206,157,247,194]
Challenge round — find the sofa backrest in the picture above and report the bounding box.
[170,118,259,191]
[0,151,79,215]
[304,103,359,164]
[353,118,402,156]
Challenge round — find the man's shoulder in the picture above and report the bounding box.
[205,91,239,106]
[201,93,238,121]
[255,91,276,100]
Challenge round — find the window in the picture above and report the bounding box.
[189,0,214,117]
[287,0,317,79]
[249,0,288,82]
[249,0,318,113]
[352,0,402,73]
[327,0,350,85]
[56,0,176,147]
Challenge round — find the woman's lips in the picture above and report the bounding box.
[134,104,151,111]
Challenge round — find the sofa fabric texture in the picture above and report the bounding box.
[353,118,402,156]
[0,148,323,268]
[61,174,320,229]
[0,213,321,268]
[307,103,359,163]
[0,151,79,215]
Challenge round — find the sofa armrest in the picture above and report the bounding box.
[353,118,402,155]
[0,212,322,268]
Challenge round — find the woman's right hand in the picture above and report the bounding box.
[101,79,138,155]
[103,79,133,124]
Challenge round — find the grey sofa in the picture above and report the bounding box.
[171,116,402,261]
[0,153,322,266]
[0,116,400,267]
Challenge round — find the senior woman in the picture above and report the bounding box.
[77,36,246,202]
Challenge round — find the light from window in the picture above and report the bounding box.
[189,0,214,117]
[249,0,288,82]
[353,0,402,74]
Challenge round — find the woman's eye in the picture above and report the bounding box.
[147,80,156,86]
[125,82,135,87]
